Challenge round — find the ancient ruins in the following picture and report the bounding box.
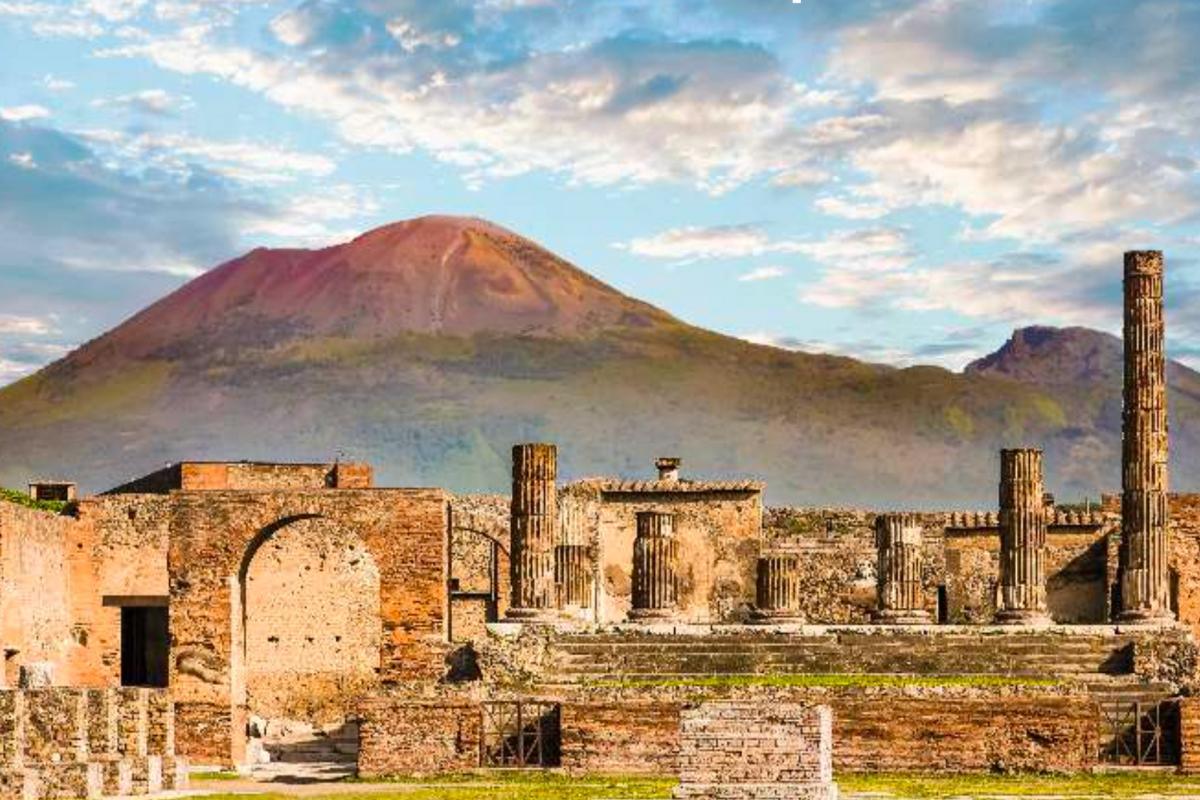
[3,251,1200,792]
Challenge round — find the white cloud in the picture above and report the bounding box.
[83,0,144,22]
[0,314,55,335]
[814,195,890,220]
[620,225,774,261]
[42,74,75,91]
[8,152,35,169]
[91,88,190,115]
[0,104,50,122]
[80,129,337,184]
[32,18,105,37]
[738,266,787,282]
[99,16,840,193]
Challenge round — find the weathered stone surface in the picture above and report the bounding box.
[673,702,837,800]
[631,512,680,620]
[996,449,1050,625]
[508,443,559,619]
[1119,250,1173,622]
[873,515,929,624]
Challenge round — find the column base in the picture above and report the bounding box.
[627,607,678,622]
[872,609,932,625]
[1115,607,1176,625]
[994,608,1052,626]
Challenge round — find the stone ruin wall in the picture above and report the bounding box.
[358,682,1098,778]
[0,687,186,800]
[593,489,761,623]
[0,504,75,687]
[165,487,449,766]
[242,516,381,722]
[764,496,1200,633]
[673,702,836,800]
[446,492,1200,633]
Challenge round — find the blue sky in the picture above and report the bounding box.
[1,0,1199,385]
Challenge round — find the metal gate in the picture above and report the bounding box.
[480,701,561,768]
[1098,699,1180,766]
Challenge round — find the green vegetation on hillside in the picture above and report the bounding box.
[0,487,66,514]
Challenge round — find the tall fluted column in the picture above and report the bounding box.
[630,511,679,620]
[752,553,804,624]
[507,443,558,620]
[873,514,930,624]
[995,448,1051,625]
[1119,250,1173,622]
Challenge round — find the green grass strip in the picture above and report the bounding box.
[584,673,1061,689]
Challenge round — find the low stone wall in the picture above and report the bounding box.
[1181,697,1200,774]
[0,687,186,799]
[358,699,480,777]
[674,702,837,800]
[358,684,1098,777]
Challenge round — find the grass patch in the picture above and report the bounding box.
[0,487,66,514]
[585,673,1061,690]
[191,770,241,781]
[201,771,673,800]
[841,771,1200,798]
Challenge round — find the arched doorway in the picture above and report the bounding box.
[239,516,381,724]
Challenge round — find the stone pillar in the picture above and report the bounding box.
[1119,250,1173,622]
[554,545,591,609]
[873,514,930,624]
[630,511,679,620]
[752,553,804,623]
[996,448,1051,625]
[507,443,558,620]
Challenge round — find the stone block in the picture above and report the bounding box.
[32,763,102,800]
[673,702,837,800]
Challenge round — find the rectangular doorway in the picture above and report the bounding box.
[120,606,169,687]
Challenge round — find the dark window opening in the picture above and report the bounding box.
[481,701,561,768]
[121,606,169,687]
[936,585,949,624]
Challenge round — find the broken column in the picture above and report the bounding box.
[630,511,679,620]
[873,514,930,624]
[753,553,804,623]
[1119,250,1173,622]
[507,443,558,620]
[995,448,1051,625]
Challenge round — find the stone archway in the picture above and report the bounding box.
[238,516,381,723]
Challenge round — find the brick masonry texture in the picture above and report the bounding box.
[673,702,837,800]
[357,683,1097,777]
[0,687,186,800]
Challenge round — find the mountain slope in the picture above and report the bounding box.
[2,217,1197,506]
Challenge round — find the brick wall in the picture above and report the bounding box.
[357,698,480,776]
[167,487,449,766]
[358,684,1098,777]
[674,702,836,800]
[0,504,76,685]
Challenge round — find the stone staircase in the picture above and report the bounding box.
[549,629,1141,681]
[248,719,359,782]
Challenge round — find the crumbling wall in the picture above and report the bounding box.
[765,507,1110,624]
[68,495,171,686]
[357,698,480,776]
[0,687,186,799]
[0,504,75,685]
[358,683,1098,777]
[595,489,761,622]
[243,516,380,721]
[166,488,448,766]
[449,494,509,639]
